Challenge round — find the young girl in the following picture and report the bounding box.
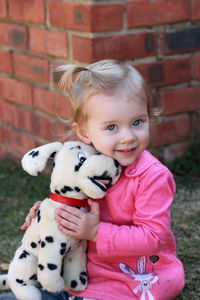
[1,60,185,300]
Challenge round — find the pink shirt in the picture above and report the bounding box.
[71,151,185,300]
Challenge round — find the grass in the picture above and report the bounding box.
[0,143,200,299]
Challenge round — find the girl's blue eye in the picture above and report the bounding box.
[107,124,117,131]
[133,120,142,126]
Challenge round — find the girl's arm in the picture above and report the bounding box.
[95,168,176,257]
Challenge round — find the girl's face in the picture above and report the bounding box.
[73,93,150,167]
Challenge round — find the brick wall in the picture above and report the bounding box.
[0,0,200,163]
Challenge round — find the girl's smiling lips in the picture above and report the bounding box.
[116,147,136,153]
[115,147,137,157]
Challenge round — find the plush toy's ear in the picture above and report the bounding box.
[21,142,63,176]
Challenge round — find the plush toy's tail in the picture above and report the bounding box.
[0,274,10,290]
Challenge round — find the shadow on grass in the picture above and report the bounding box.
[0,143,200,299]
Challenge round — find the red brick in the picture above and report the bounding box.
[30,113,67,141]
[136,58,190,88]
[29,28,68,58]
[0,125,4,143]
[13,53,49,84]
[126,0,189,28]
[150,116,190,148]
[72,33,157,63]
[0,0,7,18]
[193,55,200,79]
[191,111,200,139]
[158,87,200,115]
[191,0,200,20]
[0,77,32,106]
[0,101,32,130]
[0,22,28,48]
[72,36,93,63]
[162,26,200,55]
[0,50,12,73]
[0,100,62,141]
[33,87,71,118]
[3,125,37,155]
[8,0,45,24]
[49,1,123,32]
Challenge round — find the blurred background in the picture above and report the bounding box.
[0,0,200,163]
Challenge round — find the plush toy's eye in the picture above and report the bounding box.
[78,152,86,164]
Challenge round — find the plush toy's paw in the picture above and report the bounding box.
[66,271,88,291]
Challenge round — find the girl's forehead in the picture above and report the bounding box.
[87,92,147,109]
[85,93,148,121]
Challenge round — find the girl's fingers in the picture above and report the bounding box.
[88,199,100,216]
[20,201,42,230]
[20,222,28,230]
[56,215,77,231]
[56,206,82,219]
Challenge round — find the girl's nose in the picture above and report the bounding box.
[120,129,135,144]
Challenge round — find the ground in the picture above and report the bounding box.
[0,144,200,299]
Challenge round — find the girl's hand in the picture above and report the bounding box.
[20,201,42,230]
[55,199,100,242]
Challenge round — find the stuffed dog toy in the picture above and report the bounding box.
[0,141,121,300]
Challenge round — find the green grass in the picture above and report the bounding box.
[0,159,49,262]
[0,143,200,299]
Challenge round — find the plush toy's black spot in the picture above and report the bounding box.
[60,248,66,255]
[70,145,81,150]
[29,150,39,158]
[74,162,82,172]
[52,162,55,168]
[3,280,6,286]
[45,236,54,243]
[19,250,30,259]
[55,189,60,194]
[74,186,81,192]
[38,240,41,244]
[16,279,24,285]
[61,242,66,248]
[41,241,46,248]
[50,152,56,158]
[80,271,87,276]
[29,274,37,281]
[47,263,57,270]
[37,209,41,223]
[31,242,37,248]
[38,264,44,271]
[79,273,87,285]
[114,159,119,168]
[61,186,73,193]
[71,280,78,288]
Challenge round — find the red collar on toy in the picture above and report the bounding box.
[49,192,88,207]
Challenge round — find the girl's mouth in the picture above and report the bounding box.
[117,148,136,153]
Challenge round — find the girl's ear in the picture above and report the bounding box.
[72,122,91,144]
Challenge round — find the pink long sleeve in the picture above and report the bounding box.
[96,164,176,257]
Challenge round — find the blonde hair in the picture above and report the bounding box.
[56,59,152,133]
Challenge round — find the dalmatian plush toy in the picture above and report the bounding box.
[0,141,121,300]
